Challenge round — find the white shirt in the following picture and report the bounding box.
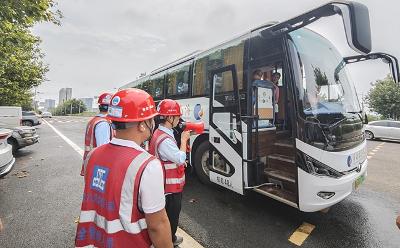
[110,138,165,214]
[157,125,186,164]
[94,114,111,146]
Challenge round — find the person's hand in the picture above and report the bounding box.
[396,215,400,229]
[181,130,190,142]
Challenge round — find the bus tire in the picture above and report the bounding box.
[193,140,212,185]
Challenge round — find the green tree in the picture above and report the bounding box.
[0,0,61,107]
[367,75,400,120]
[54,99,87,116]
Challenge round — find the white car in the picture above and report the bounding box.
[365,120,400,141]
[0,129,15,177]
[41,111,52,118]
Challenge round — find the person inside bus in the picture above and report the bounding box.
[252,69,275,128]
[271,72,281,105]
[271,72,281,123]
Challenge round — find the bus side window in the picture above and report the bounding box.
[167,63,191,98]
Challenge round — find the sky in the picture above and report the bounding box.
[32,0,400,105]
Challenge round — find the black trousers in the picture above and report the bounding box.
[165,192,182,241]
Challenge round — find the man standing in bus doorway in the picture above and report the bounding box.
[76,89,173,248]
[80,92,114,176]
[271,72,281,119]
[149,99,190,247]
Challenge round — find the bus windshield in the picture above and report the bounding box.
[288,28,361,117]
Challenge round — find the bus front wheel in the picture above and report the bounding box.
[193,140,212,185]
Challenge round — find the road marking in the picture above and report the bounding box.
[367,142,385,160]
[42,119,84,157]
[288,222,315,246]
[177,228,204,248]
[43,118,203,248]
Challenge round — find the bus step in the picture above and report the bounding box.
[256,185,297,205]
[276,130,290,139]
[273,140,295,157]
[267,154,296,174]
[264,168,296,184]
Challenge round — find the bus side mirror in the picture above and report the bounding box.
[333,2,371,55]
[363,113,368,125]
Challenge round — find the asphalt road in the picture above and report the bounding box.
[0,116,399,247]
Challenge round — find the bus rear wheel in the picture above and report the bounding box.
[193,140,212,185]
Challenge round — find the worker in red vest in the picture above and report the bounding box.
[81,92,113,176]
[75,89,173,248]
[149,99,190,247]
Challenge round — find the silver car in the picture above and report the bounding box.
[8,126,39,154]
[22,111,41,126]
[0,129,15,177]
[365,120,400,141]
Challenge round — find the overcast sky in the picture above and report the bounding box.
[33,0,400,105]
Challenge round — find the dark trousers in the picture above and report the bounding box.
[165,192,182,242]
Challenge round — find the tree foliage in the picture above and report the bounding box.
[54,99,87,116]
[0,0,61,107]
[367,75,400,120]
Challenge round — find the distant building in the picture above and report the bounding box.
[79,98,94,112]
[59,88,72,104]
[44,99,56,111]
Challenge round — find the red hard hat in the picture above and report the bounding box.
[98,92,113,105]
[157,99,182,116]
[107,89,158,122]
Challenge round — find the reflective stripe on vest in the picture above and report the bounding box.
[149,128,185,194]
[76,146,155,248]
[165,175,186,185]
[81,117,112,176]
[79,210,147,234]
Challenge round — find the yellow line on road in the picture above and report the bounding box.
[288,222,315,246]
[43,117,203,248]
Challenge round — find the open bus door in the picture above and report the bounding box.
[208,65,244,194]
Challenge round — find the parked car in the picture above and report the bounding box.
[22,111,41,126]
[0,106,22,128]
[7,126,39,154]
[365,120,400,141]
[41,111,52,118]
[0,129,15,177]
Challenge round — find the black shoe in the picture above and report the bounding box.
[173,235,183,246]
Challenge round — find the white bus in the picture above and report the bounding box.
[120,1,399,212]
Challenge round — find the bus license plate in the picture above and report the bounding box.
[354,173,365,190]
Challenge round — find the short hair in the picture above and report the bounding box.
[272,72,281,78]
[111,121,138,130]
[99,104,108,112]
[253,69,263,78]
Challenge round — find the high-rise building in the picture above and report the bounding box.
[44,99,56,111]
[58,88,72,104]
[79,98,94,112]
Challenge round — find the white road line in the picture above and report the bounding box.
[42,118,203,248]
[42,119,84,157]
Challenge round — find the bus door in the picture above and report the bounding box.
[209,65,244,194]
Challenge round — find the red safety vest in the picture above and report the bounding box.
[75,143,157,248]
[149,128,185,194]
[81,116,113,176]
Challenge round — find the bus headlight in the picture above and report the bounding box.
[304,154,343,178]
